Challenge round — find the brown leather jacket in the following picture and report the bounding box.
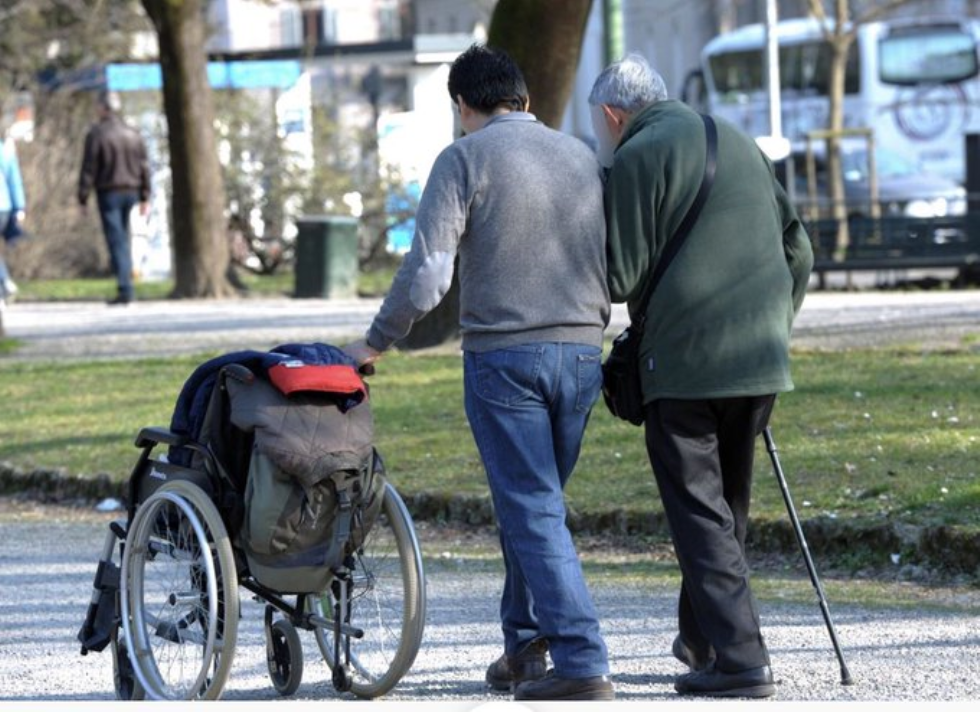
[77,114,150,205]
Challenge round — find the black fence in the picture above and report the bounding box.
[805,214,980,275]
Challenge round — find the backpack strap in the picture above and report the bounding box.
[633,113,718,328]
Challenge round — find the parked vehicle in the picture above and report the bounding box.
[789,143,967,226]
[694,16,980,185]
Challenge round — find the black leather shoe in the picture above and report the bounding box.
[675,663,775,698]
[485,638,548,692]
[514,670,615,701]
[672,635,716,671]
[106,295,133,306]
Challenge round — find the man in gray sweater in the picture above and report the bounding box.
[343,44,614,701]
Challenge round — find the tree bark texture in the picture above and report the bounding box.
[399,0,594,351]
[487,0,593,129]
[141,0,234,298]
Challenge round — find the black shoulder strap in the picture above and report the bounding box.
[632,113,717,325]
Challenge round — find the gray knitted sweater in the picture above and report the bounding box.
[367,112,610,353]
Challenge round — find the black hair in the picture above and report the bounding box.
[447,43,529,113]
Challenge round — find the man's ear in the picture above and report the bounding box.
[601,104,627,130]
[456,95,475,121]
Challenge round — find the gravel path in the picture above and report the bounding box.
[1,499,978,703]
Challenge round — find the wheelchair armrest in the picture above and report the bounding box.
[135,426,189,449]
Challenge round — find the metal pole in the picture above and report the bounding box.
[603,0,623,65]
[764,0,782,139]
[763,427,854,686]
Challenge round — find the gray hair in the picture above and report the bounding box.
[588,52,668,111]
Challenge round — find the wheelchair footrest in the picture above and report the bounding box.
[77,522,125,655]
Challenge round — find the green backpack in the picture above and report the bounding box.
[226,374,384,593]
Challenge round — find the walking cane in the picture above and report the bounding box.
[763,426,854,685]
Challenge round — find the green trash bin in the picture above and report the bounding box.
[293,215,359,299]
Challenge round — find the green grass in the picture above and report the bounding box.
[0,345,977,538]
[426,538,980,612]
[0,338,22,356]
[13,273,292,301]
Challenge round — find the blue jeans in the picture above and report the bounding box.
[0,210,10,296]
[463,342,609,679]
[97,190,138,299]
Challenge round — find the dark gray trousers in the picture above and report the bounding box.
[644,395,775,672]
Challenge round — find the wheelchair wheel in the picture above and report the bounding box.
[311,482,426,698]
[120,480,240,700]
[110,625,144,700]
[266,617,303,696]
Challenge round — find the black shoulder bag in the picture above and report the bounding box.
[601,114,718,425]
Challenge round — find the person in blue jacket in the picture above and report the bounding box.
[0,129,27,306]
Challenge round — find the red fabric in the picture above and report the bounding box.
[268,361,367,401]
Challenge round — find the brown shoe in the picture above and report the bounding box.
[485,638,548,692]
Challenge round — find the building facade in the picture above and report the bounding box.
[200,0,980,214]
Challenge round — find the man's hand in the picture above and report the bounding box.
[343,338,382,375]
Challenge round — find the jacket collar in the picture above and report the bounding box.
[484,111,539,128]
[620,99,688,145]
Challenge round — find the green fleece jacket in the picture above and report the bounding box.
[604,100,813,401]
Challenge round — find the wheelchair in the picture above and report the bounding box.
[78,348,426,700]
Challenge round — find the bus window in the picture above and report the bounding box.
[708,49,764,94]
[781,42,859,95]
[699,17,980,184]
[879,26,978,85]
[708,41,859,98]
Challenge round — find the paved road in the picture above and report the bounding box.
[5,289,980,360]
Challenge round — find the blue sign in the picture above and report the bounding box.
[107,63,162,91]
[107,60,301,91]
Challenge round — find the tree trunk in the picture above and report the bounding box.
[140,0,234,298]
[488,0,593,129]
[810,0,920,271]
[399,0,593,351]
[827,35,851,263]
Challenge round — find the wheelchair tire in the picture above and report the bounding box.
[110,626,145,700]
[266,618,303,696]
[310,482,426,698]
[120,480,240,699]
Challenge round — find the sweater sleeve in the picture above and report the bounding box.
[366,145,467,351]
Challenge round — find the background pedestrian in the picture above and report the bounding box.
[78,90,150,306]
